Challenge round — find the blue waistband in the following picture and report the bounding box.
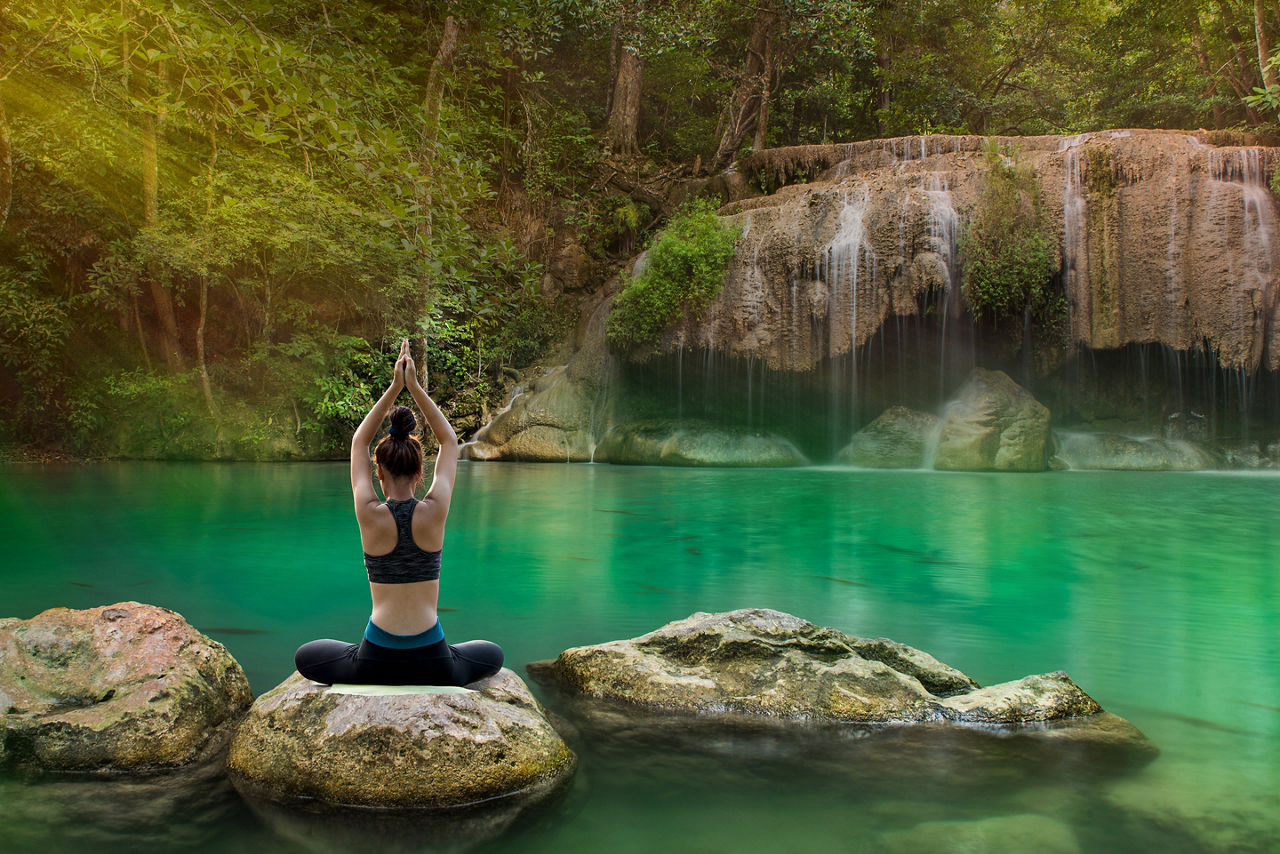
[364,619,444,649]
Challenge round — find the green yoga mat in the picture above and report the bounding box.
[326,684,474,696]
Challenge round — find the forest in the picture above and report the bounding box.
[2,0,1280,459]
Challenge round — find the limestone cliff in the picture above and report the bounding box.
[675,129,1280,373]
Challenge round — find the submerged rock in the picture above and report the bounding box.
[1052,431,1220,470]
[594,420,807,467]
[878,813,1082,854]
[933,369,1051,472]
[837,406,940,468]
[0,602,252,773]
[1102,758,1280,853]
[226,670,576,811]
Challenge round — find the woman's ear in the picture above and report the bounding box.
[375,464,385,482]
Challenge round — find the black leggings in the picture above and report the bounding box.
[294,636,504,687]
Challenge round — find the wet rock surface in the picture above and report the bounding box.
[532,609,1139,734]
[226,669,576,811]
[933,369,1051,472]
[837,406,939,468]
[0,602,252,773]
[593,420,807,467]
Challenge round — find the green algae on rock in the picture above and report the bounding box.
[226,669,576,811]
[0,602,252,773]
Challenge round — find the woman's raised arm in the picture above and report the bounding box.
[350,340,409,510]
[403,346,458,510]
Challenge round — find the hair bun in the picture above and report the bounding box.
[388,405,416,440]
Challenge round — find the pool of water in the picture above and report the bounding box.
[1,462,1277,852]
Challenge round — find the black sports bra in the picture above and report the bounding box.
[364,498,442,583]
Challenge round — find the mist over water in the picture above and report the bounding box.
[1,462,1277,852]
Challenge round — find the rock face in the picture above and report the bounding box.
[933,369,1051,471]
[0,602,252,773]
[684,131,1280,375]
[534,609,1123,728]
[594,420,808,467]
[1052,431,1220,470]
[463,366,599,462]
[838,406,939,468]
[226,669,576,810]
[464,283,618,463]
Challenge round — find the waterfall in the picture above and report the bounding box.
[820,187,873,431]
[924,173,962,396]
[1060,134,1089,344]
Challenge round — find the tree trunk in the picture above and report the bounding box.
[752,22,777,153]
[418,15,461,266]
[1220,4,1264,124]
[0,91,10,235]
[711,7,779,172]
[605,43,643,156]
[139,60,185,372]
[1256,0,1279,90]
[1191,17,1227,127]
[197,274,215,414]
[197,134,218,416]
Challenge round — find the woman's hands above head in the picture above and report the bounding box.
[391,339,410,391]
[402,340,419,388]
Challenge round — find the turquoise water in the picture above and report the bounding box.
[1,462,1278,852]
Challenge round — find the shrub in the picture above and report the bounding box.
[606,197,741,349]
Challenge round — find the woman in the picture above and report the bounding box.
[294,339,504,686]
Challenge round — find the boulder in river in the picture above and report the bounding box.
[593,420,808,467]
[933,368,1051,472]
[877,813,1082,854]
[837,406,940,468]
[0,602,252,773]
[226,669,576,811]
[531,610,1147,738]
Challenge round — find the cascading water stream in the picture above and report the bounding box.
[924,173,962,398]
[820,186,873,441]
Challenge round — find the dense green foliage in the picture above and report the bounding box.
[2,0,1279,457]
[960,141,1064,371]
[606,198,741,349]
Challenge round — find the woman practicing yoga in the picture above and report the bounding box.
[294,339,504,686]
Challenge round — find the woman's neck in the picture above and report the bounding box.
[382,481,416,501]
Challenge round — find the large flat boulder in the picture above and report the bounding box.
[933,368,1051,471]
[838,406,940,468]
[0,602,252,773]
[226,669,576,811]
[534,610,1153,734]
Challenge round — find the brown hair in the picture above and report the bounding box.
[374,406,423,481]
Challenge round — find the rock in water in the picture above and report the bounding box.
[594,420,808,467]
[933,368,1051,471]
[0,602,252,772]
[536,609,986,722]
[226,670,576,810]
[534,610,1145,736]
[837,406,940,468]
